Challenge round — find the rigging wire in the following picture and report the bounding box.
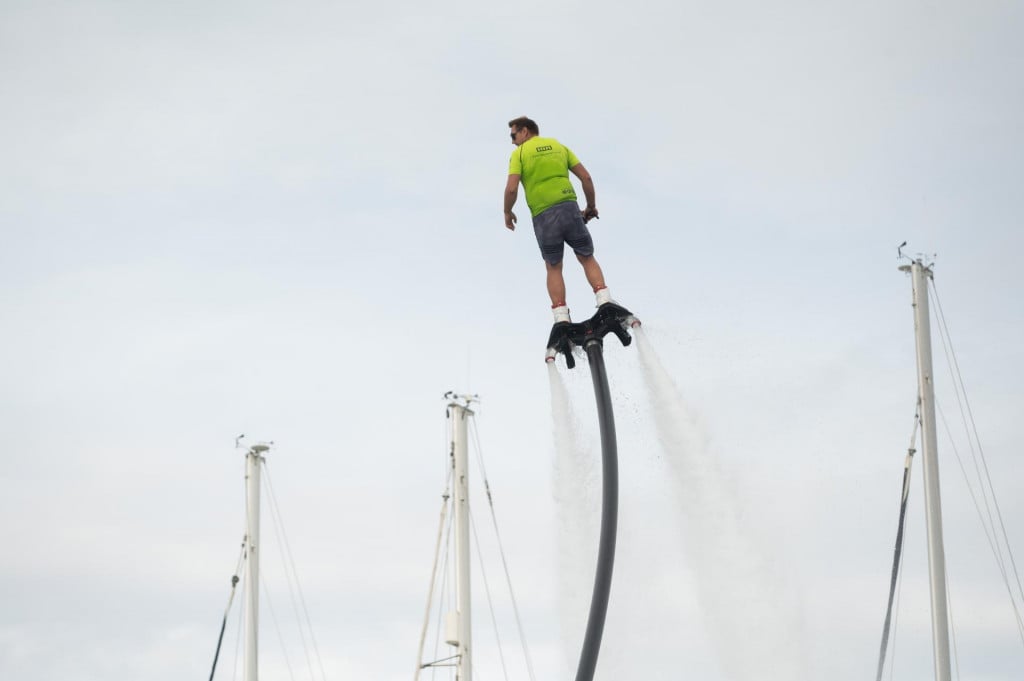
[429,492,456,681]
[930,279,1024,645]
[469,506,511,681]
[415,467,453,681]
[936,400,1024,649]
[262,459,329,681]
[937,402,1005,567]
[932,283,1011,571]
[442,516,456,681]
[935,399,1024,642]
[469,418,538,681]
[262,572,298,681]
[875,407,920,681]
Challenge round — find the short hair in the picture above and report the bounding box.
[508,116,539,135]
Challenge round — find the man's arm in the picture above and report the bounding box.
[504,174,520,230]
[570,163,598,221]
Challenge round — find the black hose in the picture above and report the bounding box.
[575,340,619,681]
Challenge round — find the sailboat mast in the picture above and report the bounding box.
[450,400,474,681]
[244,444,268,681]
[905,259,952,681]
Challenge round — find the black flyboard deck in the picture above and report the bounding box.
[545,302,640,368]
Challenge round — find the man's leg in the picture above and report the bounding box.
[576,254,606,292]
[546,260,567,306]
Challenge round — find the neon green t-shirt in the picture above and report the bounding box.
[508,137,581,217]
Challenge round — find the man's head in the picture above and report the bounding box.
[508,116,539,146]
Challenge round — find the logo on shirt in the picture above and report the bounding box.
[535,145,553,152]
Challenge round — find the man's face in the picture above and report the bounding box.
[510,127,526,146]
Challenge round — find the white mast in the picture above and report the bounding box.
[450,396,474,681]
[244,443,269,681]
[903,259,952,681]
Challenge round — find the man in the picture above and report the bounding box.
[503,116,617,325]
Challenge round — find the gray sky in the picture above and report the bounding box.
[2,0,1023,679]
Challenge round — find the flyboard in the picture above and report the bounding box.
[544,300,640,681]
[545,302,641,368]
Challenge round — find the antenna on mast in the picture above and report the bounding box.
[445,391,480,410]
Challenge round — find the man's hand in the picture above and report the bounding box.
[582,206,599,223]
[504,175,521,231]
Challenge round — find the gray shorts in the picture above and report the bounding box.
[531,201,595,265]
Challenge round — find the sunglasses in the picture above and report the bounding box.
[510,129,519,140]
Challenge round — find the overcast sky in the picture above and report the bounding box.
[2,1,1023,680]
